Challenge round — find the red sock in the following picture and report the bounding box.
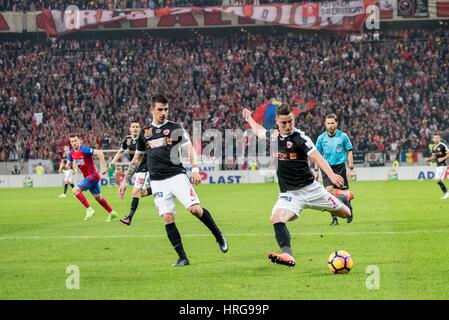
[75,192,90,209]
[97,197,113,213]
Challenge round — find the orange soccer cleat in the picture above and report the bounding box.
[333,189,354,201]
[268,252,296,267]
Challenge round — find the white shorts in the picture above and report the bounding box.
[133,172,150,190]
[272,180,343,219]
[150,174,200,216]
[63,169,75,183]
[435,166,448,181]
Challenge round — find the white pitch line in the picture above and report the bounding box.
[0,229,448,241]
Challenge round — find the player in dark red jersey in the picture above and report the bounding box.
[66,134,118,221]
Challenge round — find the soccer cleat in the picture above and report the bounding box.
[347,211,354,223]
[333,189,354,201]
[84,207,95,221]
[216,235,228,253]
[330,217,339,226]
[58,194,67,198]
[120,217,131,225]
[268,252,296,267]
[106,211,118,222]
[441,192,449,200]
[172,258,190,267]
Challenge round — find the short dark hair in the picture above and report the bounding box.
[151,94,169,107]
[325,113,338,122]
[433,132,441,137]
[69,133,79,138]
[130,120,140,125]
[276,104,292,116]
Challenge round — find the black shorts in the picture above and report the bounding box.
[321,163,349,190]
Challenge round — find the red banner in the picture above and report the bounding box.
[36,1,372,36]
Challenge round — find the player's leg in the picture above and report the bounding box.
[59,181,69,198]
[306,181,352,219]
[333,164,354,223]
[173,174,228,253]
[91,183,117,221]
[121,172,151,225]
[162,212,189,267]
[59,169,72,197]
[323,170,339,225]
[435,167,449,199]
[153,180,189,266]
[267,193,301,267]
[72,179,95,220]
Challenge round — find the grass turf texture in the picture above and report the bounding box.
[0,181,448,299]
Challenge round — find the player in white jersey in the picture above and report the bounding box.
[58,145,77,198]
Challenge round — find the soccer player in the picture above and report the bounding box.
[425,132,449,199]
[66,134,118,221]
[314,113,354,226]
[109,120,152,225]
[118,94,228,267]
[58,145,76,198]
[243,105,351,267]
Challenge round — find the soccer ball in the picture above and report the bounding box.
[328,250,353,274]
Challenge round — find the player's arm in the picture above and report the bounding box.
[93,149,107,175]
[425,154,436,162]
[109,149,125,167]
[344,134,354,178]
[118,152,144,199]
[242,108,267,139]
[347,150,354,178]
[313,135,323,178]
[58,160,65,173]
[309,150,345,188]
[437,150,449,163]
[187,141,202,185]
[65,152,73,170]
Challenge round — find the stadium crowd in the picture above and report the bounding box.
[0,28,448,167]
[0,0,295,11]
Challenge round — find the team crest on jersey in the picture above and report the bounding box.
[286,141,293,149]
[163,129,170,135]
[126,137,132,145]
[144,128,153,137]
[336,145,342,153]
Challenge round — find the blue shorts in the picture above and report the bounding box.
[78,176,101,195]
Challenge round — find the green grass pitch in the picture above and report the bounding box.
[1,181,448,299]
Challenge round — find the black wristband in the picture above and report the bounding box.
[349,167,354,170]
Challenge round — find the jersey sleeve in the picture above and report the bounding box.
[343,133,353,151]
[297,132,316,156]
[176,124,191,147]
[120,137,128,151]
[136,132,147,155]
[67,151,73,162]
[80,146,94,156]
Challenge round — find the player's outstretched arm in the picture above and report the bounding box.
[425,155,436,162]
[309,150,345,188]
[93,149,107,175]
[242,108,267,140]
[118,153,144,199]
[109,149,124,167]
